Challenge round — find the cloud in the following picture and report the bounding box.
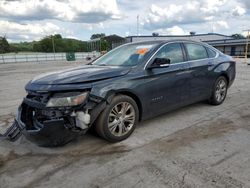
[65,35,79,40]
[0,0,121,23]
[154,26,187,35]
[0,20,60,41]
[239,0,250,9]
[165,26,187,35]
[142,0,247,31]
[81,22,105,31]
[1,0,250,42]
[143,2,206,30]
[232,6,246,16]
[200,0,227,14]
[215,20,229,29]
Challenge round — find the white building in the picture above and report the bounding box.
[125,33,233,43]
[87,33,250,57]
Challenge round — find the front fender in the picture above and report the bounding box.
[90,74,144,100]
[91,82,141,101]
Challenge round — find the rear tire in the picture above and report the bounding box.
[209,76,228,105]
[95,95,139,142]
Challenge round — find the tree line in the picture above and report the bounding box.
[1,33,248,54]
[0,33,110,54]
[32,34,87,52]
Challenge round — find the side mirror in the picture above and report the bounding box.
[148,58,170,69]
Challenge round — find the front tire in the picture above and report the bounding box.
[95,95,139,142]
[209,76,228,105]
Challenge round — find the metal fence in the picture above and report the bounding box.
[220,50,250,58]
[0,52,100,64]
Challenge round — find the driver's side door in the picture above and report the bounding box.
[143,42,191,118]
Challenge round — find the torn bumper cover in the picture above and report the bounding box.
[1,118,22,141]
[7,93,106,147]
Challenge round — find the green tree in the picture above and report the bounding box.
[0,36,10,53]
[33,41,43,52]
[33,35,56,52]
[231,34,246,39]
[10,41,34,52]
[90,33,105,40]
[100,39,110,51]
[32,34,88,52]
[54,34,62,39]
[40,36,54,52]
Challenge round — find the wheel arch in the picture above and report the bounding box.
[219,72,229,84]
[112,90,143,121]
[213,61,234,86]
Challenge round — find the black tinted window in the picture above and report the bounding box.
[154,43,184,64]
[206,47,217,58]
[185,43,208,60]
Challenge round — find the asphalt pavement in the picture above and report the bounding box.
[0,59,250,188]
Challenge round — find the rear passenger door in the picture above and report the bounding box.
[184,42,214,101]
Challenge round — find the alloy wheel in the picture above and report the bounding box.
[215,79,227,103]
[108,102,135,137]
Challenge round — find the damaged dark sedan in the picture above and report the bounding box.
[5,40,236,146]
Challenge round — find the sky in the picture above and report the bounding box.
[0,0,250,42]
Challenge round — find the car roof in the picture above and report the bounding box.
[129,39,206,46]
[125,39,221,54]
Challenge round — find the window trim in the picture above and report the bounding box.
[205,46,217,58]
[144,41,219,70]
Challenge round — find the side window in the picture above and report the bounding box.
[154,43,184,64]
[206,47,217,58]
[185,43,208,60]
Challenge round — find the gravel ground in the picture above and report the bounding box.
[0,59,250,188]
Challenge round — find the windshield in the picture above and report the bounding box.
[93,43,157,67]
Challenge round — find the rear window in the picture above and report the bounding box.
[206,47,217,58]
[185,43,208,60]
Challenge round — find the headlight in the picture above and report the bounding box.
[46,92,88,107]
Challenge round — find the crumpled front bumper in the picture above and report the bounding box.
[13,105,81,147]
[2,118,22,142]
[5,94,106,147]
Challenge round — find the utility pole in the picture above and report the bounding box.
[99,38,102,53]
[243,29,250,64]
[137,15,139,36]
[51,35,56,60]
[211,17,215,33]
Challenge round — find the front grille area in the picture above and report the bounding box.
[22,92,53,130]
[26,91,50,104]
[21,91,76,131]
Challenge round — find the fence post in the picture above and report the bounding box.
[1,54,4,64]
[36,54,38,62]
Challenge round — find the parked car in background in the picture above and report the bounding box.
[5,40,236,146]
